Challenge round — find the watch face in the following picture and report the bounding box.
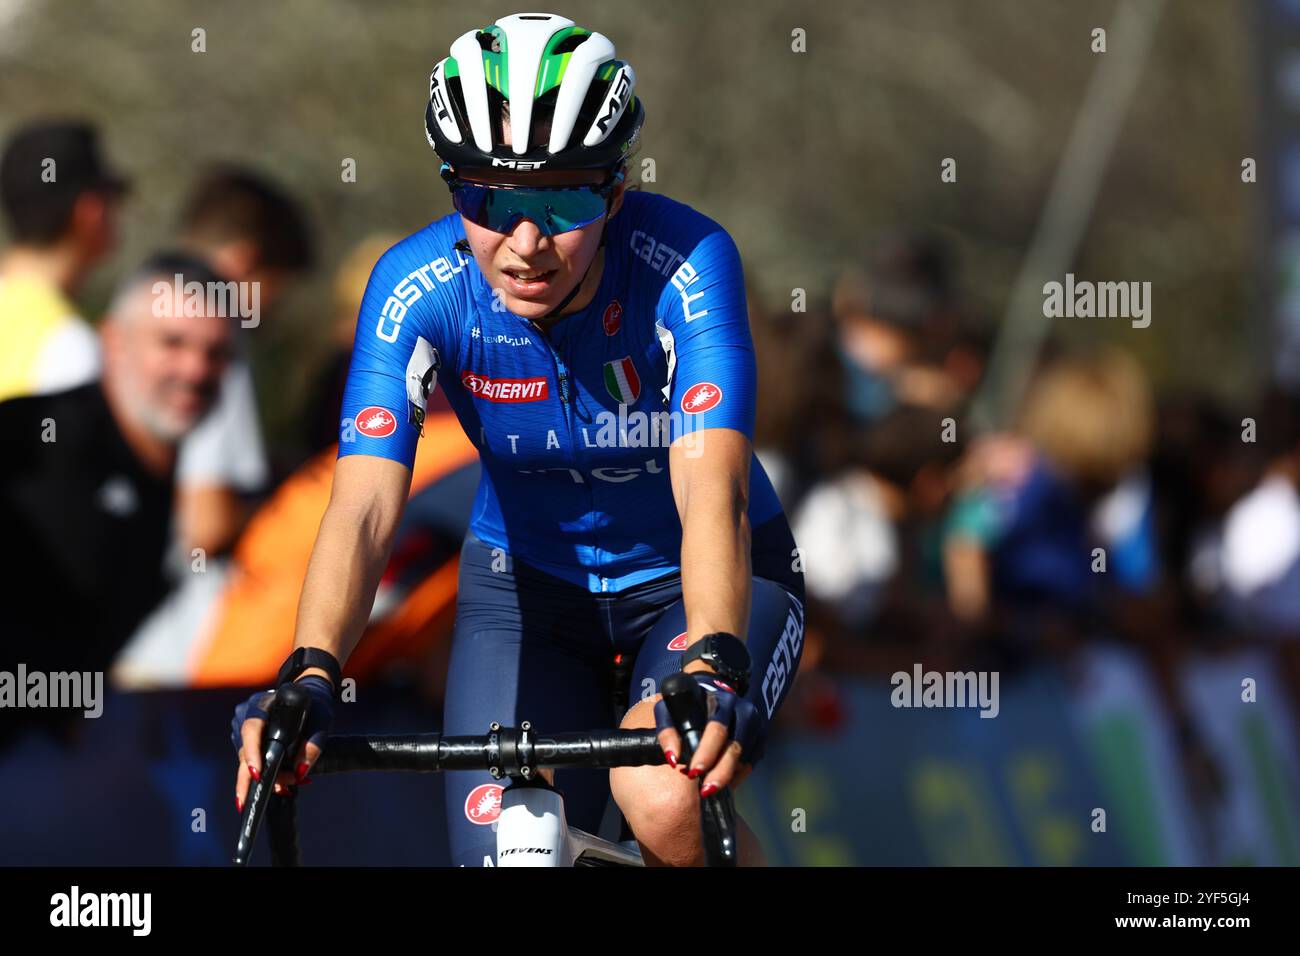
[709,635,751,679]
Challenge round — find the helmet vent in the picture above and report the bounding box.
[552,34,587,54]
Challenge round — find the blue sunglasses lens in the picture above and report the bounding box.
[450,181,610,236]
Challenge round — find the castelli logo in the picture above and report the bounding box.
[464,783,503,825]
[603,300,623,336]
[355,406,398,438]
[680,382,723,414]
[668,632,690,651]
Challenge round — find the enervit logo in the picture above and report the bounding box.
[603,299,623,336]
[668,632,690,651]
[355,406,398,438]
[461,371,549,403]
[465,783,503,824]
[680,382,723,414]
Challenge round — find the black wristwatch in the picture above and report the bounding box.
[680,632,751,696]
[276,647,343,692]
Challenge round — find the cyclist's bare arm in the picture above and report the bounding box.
[671,427,752,652]
[291,453,414,676]
[661,427,753,788]
[236,454,413,802]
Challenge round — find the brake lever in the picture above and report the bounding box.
[660,672,738,867]
[232,682,309,866]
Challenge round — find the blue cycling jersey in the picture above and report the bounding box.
[339,189,785,593]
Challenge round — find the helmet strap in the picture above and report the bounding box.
[542,199,612,321]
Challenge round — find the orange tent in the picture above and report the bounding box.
[189,411,477,686]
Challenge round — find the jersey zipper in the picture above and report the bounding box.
[531,317,611,593]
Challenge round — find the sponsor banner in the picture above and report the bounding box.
[4,658,1299,866]
[1181,649,1300,865]
[1064,645,1203,865]
[739,664,1136,866]
[0,688,452,865]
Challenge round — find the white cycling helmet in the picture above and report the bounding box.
[425,12,644,175]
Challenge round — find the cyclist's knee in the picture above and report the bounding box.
[611,695,701,865]
[612,772,700,865]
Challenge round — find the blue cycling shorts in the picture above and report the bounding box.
[442,517,805,867]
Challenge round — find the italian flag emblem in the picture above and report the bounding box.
[603,356,641,405]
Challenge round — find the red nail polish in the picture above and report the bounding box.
[699,782,719,799]
[236,796,244,814]
[295,762,310,783]
[688,766,702,780]
[664,751,677,768]
[249,765,261,782]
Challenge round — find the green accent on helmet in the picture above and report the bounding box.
[481,25,509,97]
[534,26,590,97]
[443,57,460,80]
[535,53,568,98]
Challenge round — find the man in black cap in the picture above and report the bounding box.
[0,120,129,403]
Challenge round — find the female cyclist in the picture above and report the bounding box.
[232,11,804,867]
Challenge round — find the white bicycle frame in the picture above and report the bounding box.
[496,785,643,867]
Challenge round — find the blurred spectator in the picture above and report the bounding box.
[0,120,128,402]
[0,252,231,745]
[1147,396,1260,624]
[113,235,471,691]
[299,234,402,458]
[794,405,965,646]
[831,231,967,423]
[172,164,315,555]
[942,348,1156,628]
[1216,387,1300,636]
[748,283,829,507]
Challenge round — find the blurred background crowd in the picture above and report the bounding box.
[1,0,1298,865]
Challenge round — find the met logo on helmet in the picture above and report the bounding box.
[491,158,547,170]
[592,67,633,139]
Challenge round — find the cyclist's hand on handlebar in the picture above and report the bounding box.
[230,675,335,811]
[654,669,763,795]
